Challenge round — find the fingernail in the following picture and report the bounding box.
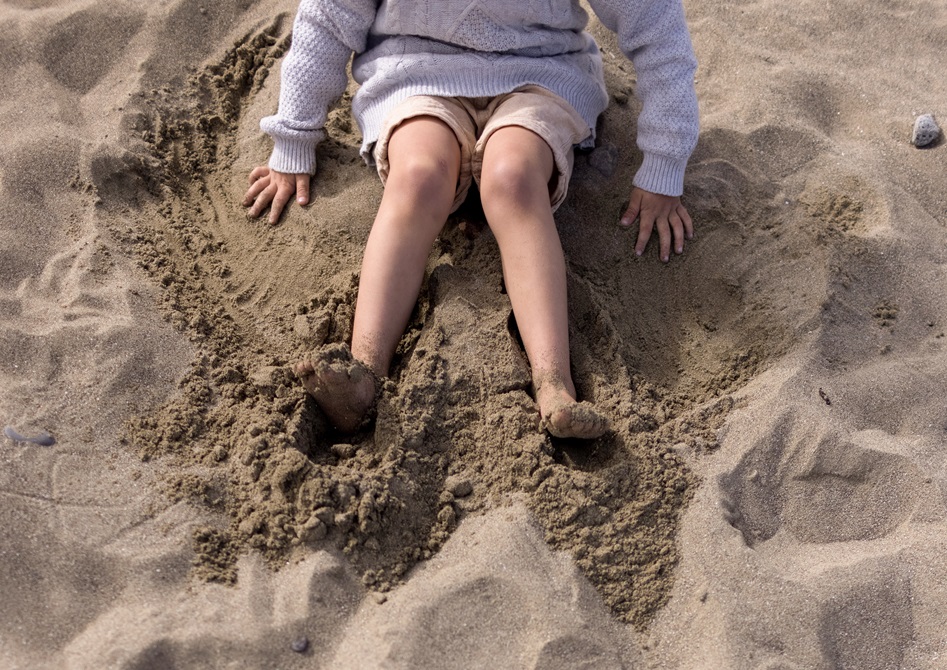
[297,196,306,204]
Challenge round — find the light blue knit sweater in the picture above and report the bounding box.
[261,0,699,196]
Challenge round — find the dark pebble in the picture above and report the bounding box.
[588,143,619,177]
[291,636,310,653]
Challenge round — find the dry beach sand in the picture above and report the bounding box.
[2,0,946,667]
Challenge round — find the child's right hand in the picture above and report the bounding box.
[243,166,311,225]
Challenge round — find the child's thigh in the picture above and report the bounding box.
[373,96,477,212]
[474,86,590,212]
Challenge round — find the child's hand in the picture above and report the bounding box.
[243,166,311,225]
[620,187,694,262]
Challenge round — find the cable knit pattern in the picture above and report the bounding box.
[261,0,698,196]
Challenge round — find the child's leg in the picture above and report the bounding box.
[478,126,607,439]
[295,117,461,432]
[352,117,461,374]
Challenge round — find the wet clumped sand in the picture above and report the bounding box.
[3,0,947,668]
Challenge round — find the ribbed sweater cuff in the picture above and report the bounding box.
[268,136,320,175]
[633,153,688,197]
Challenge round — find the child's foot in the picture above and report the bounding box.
[535,382,609,440]
[293,344,379,433]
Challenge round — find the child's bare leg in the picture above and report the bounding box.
[479,126,607,439]
[352,117,461,374]
[295,117,460,431]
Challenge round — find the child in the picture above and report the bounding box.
[243,0,698,439]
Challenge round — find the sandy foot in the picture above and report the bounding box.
[541,400,610,440]
[535,381,609,440]
[293,343,379,433]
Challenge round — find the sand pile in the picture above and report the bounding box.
[1,0,946,668]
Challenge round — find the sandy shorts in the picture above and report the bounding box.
[372,85,591,213]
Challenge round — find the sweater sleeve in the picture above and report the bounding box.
[260,0,378,174]
[586,0,699,196]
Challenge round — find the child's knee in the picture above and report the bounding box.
[388,152,458,203]
[480,151,553,208]
[382,116,462,202]
[479,127,555,207]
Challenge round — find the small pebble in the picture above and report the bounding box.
[912,114,941,147]
[588,143,619,177]
[290,636,309,653]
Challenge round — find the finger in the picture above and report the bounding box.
[657,217,673,262]
[670,211,685,255]
[243,175,271,207]
[634,213,654,257]
[269,184,293,225]
[679,204,694,240]
[296,174,311,206]
[248,165,270,185]
[248,183,277,219]
[620,203,638,228]
[654,213,673,263]
[621,189,644,228]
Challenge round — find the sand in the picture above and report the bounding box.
[1,0,945,667]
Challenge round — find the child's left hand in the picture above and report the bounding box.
[620,187,694,262]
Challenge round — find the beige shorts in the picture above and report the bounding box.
[372,85,591,213]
